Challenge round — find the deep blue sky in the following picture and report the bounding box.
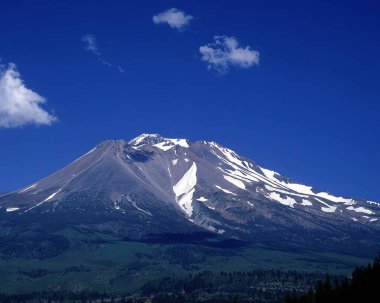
[0,0,379,201]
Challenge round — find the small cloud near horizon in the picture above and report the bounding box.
[153,8,193,30]
[0,63,57,128]
[199,36,260,75]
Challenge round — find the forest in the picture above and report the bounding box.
[0,253,378,303]
[285,253,380,303]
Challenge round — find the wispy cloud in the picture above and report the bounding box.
[82,34,124,73]
[0,63,57,128]
[199,36,260,74]
[153,8,193,30]
[82,34,101,56]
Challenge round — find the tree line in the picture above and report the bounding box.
[285,253,380,303]
[0,254,379,302]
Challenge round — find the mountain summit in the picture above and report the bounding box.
[1,134,379,256]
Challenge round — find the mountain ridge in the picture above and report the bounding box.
[1,133,379,257]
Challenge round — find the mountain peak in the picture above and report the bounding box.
[129,134,163,145]
[129,134,190,150]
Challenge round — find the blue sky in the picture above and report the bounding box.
[0,0,379,201]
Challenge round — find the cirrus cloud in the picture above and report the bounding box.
[153,8,193,30]
[199,36,260,74]
[82,34,101,56]
[82,34,124,73]
[0,63,57,128]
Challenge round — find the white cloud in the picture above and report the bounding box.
[0,64,57,128]
[82,34,100,55]
[153,8,193,30]
[199,36,260,74]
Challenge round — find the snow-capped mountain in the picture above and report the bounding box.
[1,134,379,256]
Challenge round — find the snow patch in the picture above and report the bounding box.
[223,167,259,183]
[266,192,297,208]
[262,171,355,205]
[126,195,152,216]
[197,197,208,202]
[6,207,19,212]
[172,159,178,166]
[210,149,261,184]
[25,189,62,212]
[170,139,189,148]
[131,144,145,150]
[285,183,314,195]
[173,162,197,216]
[264,185,309,198]
[223,175,245,189]
[368,201,380,207]
[321,206,337,213]
[19,183,38,193]
[346,206,374,214]
[153,138,189,151]
[154,142,174,151]
[129,134,160,145]
[314,197,333,208]
[314,197,337,212]
[215,185,237,196]
[260,167,280,181]
[44,189,62,202]
[316,192,354,204]
[206,225,216,232]
[258,163,355,206]
[301,199,313,206]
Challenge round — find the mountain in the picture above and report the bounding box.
[1,134,379,258]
